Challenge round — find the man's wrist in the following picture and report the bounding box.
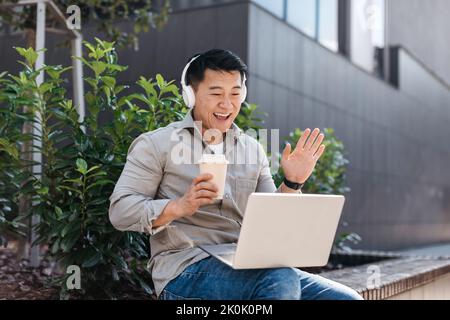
[153,199,183,229]
[283,177,305,190]
[281,182,302,193]
[169,199,184,219]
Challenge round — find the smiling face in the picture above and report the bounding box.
[192,69,244,135]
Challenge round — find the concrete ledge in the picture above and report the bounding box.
[321,256,450,300]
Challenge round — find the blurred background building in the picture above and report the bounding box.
[1,0,450,251]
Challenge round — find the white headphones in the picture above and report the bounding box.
[180,54,247,109]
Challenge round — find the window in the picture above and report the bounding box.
[253,0,285,18]
[253,0,339,52]
[286,0,338,51]
[287,0,317,38]
[350,0,386,76]
[318,0,338,51]
[252,0,387,78]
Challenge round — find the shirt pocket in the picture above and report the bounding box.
[234,178,258,214]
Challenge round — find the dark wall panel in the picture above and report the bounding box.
[388,0,450,86]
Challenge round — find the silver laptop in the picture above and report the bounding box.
[199,193,345,269]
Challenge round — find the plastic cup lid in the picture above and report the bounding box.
[199,154,228,164]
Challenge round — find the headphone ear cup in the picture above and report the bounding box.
[241,79,247,104]
[183,85,196,108]
[182,88,190,108]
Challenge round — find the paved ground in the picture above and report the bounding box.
[0,241,151,299]
[0,245,58,300]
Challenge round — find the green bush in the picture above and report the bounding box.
[0,135,22,247]
[0,39,190,298]
[46,40,189,298]
[0,69,32,247]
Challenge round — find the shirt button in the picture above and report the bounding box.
[224,193,230,199]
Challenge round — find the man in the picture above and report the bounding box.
[109,49,362,300]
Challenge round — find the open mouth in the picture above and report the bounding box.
[213,112,232,121]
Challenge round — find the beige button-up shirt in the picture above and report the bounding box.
[109,110,288,297]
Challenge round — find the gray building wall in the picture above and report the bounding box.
[116,0,249,85]
[387,0,450,85]
[1,0,450,250]
[247,2,450,250]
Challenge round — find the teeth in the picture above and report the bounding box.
[214,113,231,117]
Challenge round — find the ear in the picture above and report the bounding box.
[191,81,199,93]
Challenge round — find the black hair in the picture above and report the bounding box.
[185,49,248,89]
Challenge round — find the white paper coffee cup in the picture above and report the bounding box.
[199,154,228,199]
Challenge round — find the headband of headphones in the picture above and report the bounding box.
[180,54,247,109]
[180,55,200,89]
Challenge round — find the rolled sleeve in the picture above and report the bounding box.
[146,199,172,235]
[109,133,170,235]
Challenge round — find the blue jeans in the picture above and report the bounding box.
[159,257,363,300]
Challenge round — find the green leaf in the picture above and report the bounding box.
[84,42,97,57]
[14,47,43,66]
[136,77,157,97]
[156,74,165,89]
[60,232,79,252]
[60,186,82,194]
[103,86,111,101]
[37,187,49,195]
[85,92,97,106]
[82,251,103,268]
[38,82,53,95]
[161,84,180,97]
[87,198,108,206]
[51,238,60,254]
[61,219,80,237]
[126,93,150,105]
[90,61,107,77]
[110,253,128,270]
[76,159,88,174]
[86,171,107,180]
[86,179,115,191]
[85,165,101,174]
[94,37,114,50]
[101,76,116,88]
[108,64,127,72]
[84,78,98,90]
[55,206,63,219]
[0,138,19,159]
[46,66,72,80]
[115,85,127,95]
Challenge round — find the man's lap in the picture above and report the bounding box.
[159,257,362,300]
